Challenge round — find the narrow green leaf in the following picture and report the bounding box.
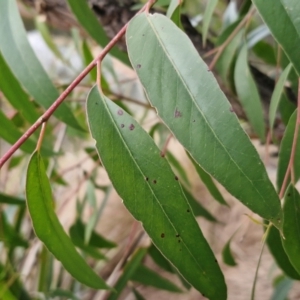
[234,44,266,141]
[26,151,108,289]
[127,13,282,229]
[131,265,182,292]
[269,63,293,136]
[148,244,174,273]
[0,0,82,130]
[66,0,130,66]
[82,40,97,82]
[107,248,147,300]
[252,41,277,66]
[0,52,39,124]
[132,288,146,300]
[253,0,300,76]
[216,21,244,85]
[277,110,300,191]
[188,153,228,206]
[281,185,300,274]
[165,151,190,188]
[0,282,17,300]
[222,237,237,266]
[202,0,218,47]
[266,225,300,280]
[0,194,25,206]
[278,93,296,126]
[271,277,293,300]
[182,187,218,222]
[87,86,227,299]
[166,0,183,28]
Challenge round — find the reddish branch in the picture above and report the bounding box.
[0,1,156,169]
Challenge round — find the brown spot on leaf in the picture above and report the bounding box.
[153,180,157,184]
[129,124,135,130]
[187,209,190,213]
[161,233,165,238]
[121,124,125,128]
[174,108,182,118]
[176,234,180,237]
[175,176,178,181]
[229,107,234,113]
[136,64,141,69]
[118,109,123,115]
[145,177,149,181]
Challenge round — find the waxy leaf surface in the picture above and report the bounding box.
[87,86,226,299]
[126,13,282,228]
[26,151,108,289]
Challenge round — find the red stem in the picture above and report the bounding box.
[0,4,150,169]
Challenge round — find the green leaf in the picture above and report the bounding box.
[148,244,174,273]
[82,40,97,82]
[87,86,227,299]
[188,153,228,206]
[131,265,182,292]
[126,13,282,229]
[234,44,266,141]
[182,187,218,222]
[202,0,218,47]
[107,248,147,300]
[26,151,108,289]
[66,0,130,66]
[269,63,293,136]
[0,282,17,300]
[132,288,146,300]
[0,0,82,130]
[166,0,183,28]
[252,41,277,66]
[253,0,300,76]
[0,194,25,206]
[165,151,190,187]
[222,237,237,266]
[266,225,300,280]
[277,110,300,191]
[281,185,300,274]
[0,52,39,124]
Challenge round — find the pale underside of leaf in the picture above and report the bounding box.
[126,13,282,229]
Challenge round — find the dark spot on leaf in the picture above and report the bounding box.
[229,107,234,113]
[193,120,195,122]
[288,193,291,196]
[95,102,98,105]
[161,233,165,238]
[202,294,205,297]
[187,209,190,213]
[145,177,149,181]
[118,109,123,115]
[121,124,125,128]
[176,234,180,237]
[175,176,178,181]
[178,240,181,243]
[160,152,165,157]
[136,64,141,69]
[153,180,157,184]
[215,259,217,263]
[129,124,135,130]
[174,108,182,118]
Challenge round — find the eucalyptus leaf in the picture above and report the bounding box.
[87,86,227,299]
[202,0,218,47]
[126,13,282,229]
[26,151,109,289]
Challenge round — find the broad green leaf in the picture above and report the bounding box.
[107,248,147,300]
[87,86,227,299]
[269,64,293,136]
[277,110,300,191]
[131,265,182,292]
[66,0,130,66]
[266,225,300,280]
[0,194,25,206]
[0,110,52,156]
[126,13,282,229]
[281,185,300,274]
[202,0,218,47]
[182,187,218,222]
[216,20,244,85]
[0,0,82,130]
[148,244,174,273]
[222,237,237,266]
[0,52,39,124]
[253,0,300,76]
[26,151,108,289]
[188,153,227,206]
[271,277,293,300]
[234,44,266,141]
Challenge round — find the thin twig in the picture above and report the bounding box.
[209,6,256,70]
[279,78,300,198]
[0,3,150,169]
